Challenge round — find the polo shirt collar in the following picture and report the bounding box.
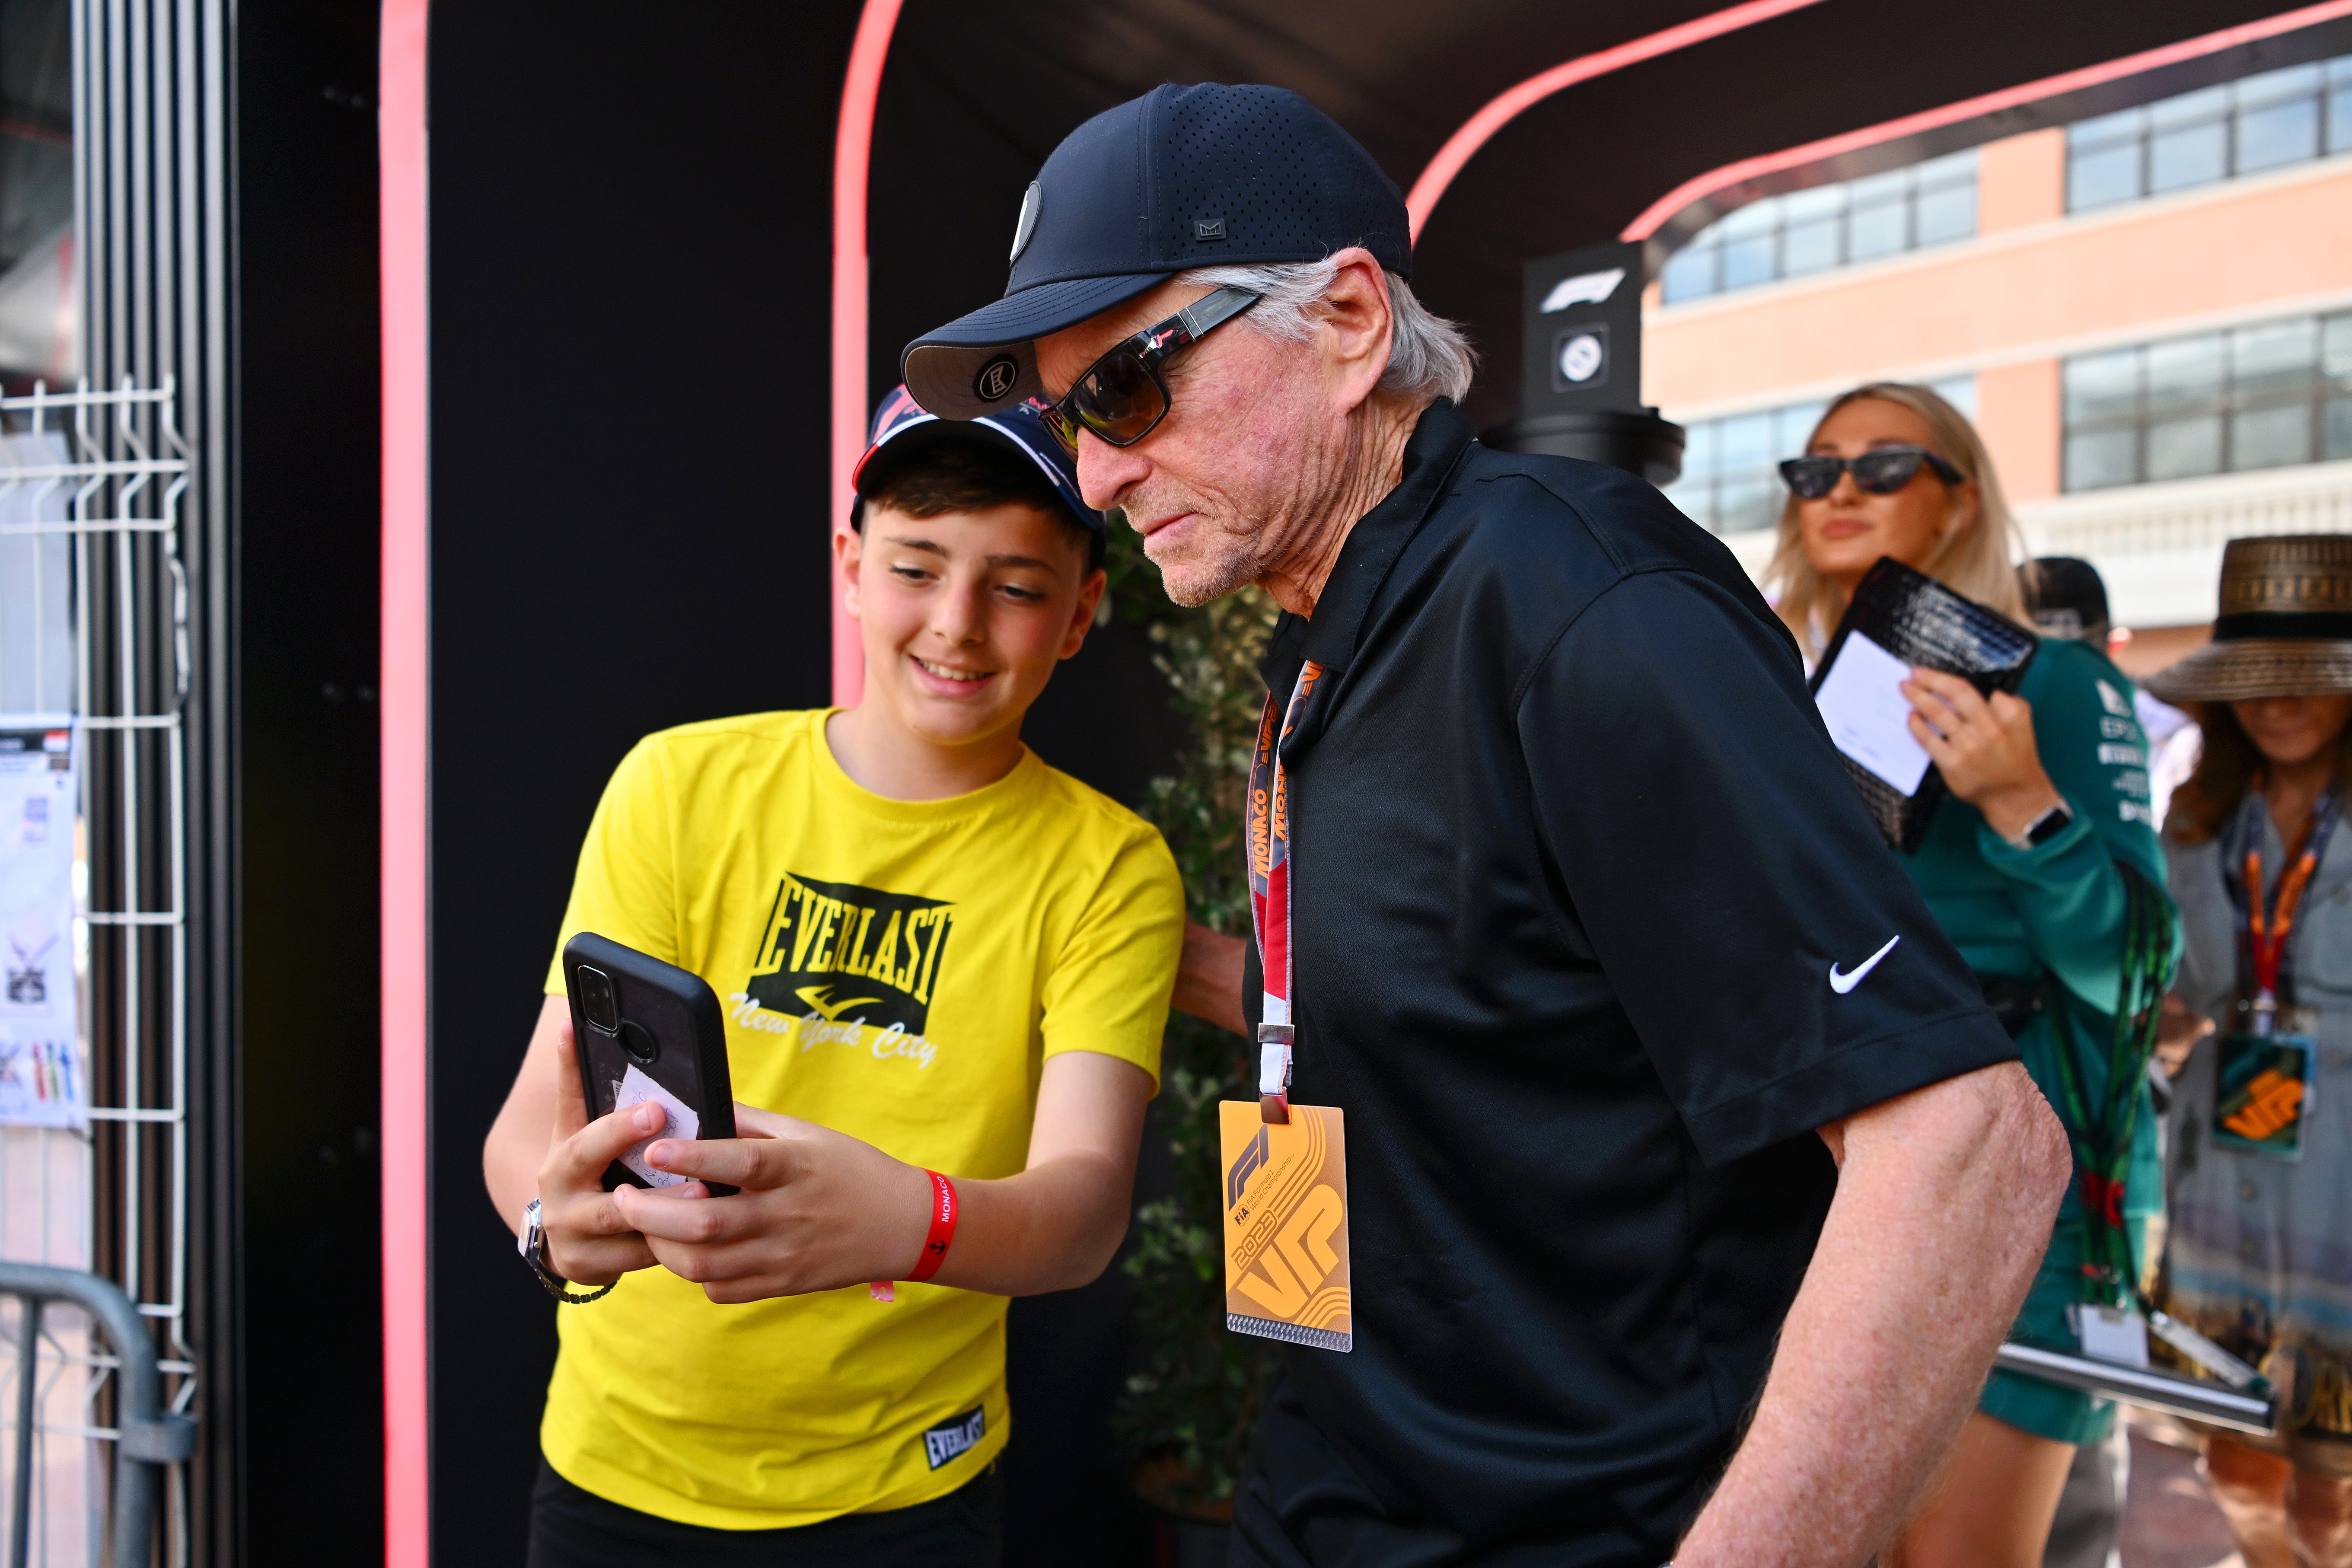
[1276,398,1476,682]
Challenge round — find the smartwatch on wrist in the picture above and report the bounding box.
[2009,800,2073,851]
[519,1198,617,1304]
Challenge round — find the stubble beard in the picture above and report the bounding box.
[1141,503,1271,609]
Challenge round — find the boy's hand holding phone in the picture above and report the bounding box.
[611,1104,934,1303]
[536,1020,708,1286]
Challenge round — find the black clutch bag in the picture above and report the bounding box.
[1807,556,2039,853]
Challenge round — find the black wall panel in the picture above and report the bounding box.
[233,0,386,1560]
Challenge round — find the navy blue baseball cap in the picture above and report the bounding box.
[902,83,1411,420]
[851,383,1102,535]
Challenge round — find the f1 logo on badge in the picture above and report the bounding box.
[1227,1124,1269,1211]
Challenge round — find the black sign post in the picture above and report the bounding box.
[1486,239,1684,485]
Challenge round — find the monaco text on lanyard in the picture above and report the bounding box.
[1248,660,1322,1124]
[2234,782,2342,1018]
[1222,657,1355,1353]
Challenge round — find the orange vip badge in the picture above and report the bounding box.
[1220,1100,1352,1352]
[2213,1033,2314,1160]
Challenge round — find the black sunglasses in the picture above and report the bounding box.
[1778,445,1963,500]
[1049,285,1263,449]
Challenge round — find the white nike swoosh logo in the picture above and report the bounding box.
[1829,935,1901,994]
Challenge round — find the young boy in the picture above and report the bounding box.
[483,387,1183,1566]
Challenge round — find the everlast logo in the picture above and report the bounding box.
[744,873,955,1036]
[1227,1124,1270,1212]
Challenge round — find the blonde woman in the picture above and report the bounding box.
[1769,384,2177,1568]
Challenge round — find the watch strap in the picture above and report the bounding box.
[2020,800,2074,849]
[519,1198,617,1305]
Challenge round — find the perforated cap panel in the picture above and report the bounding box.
[1153,84,1412,277]
[909,81,1413,417]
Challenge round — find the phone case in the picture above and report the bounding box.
[1808,555,2039,853]
[561,931,739,1195]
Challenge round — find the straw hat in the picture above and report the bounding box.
[2143,535,2352,703]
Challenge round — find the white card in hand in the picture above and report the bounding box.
[613,1062,700,1189]
[1813,630,1933,795]
[2075,1303,2151,1368]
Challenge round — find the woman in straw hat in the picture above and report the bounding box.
[2148,534,2352,1565]
[1769,383,2176,1568]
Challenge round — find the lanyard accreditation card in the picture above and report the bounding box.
[1220,662,1354,1353]
[2215,784,2339,1160]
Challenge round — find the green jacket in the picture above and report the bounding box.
[1894,636,2178,1231]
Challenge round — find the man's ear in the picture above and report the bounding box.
[1313,246,1395,415]
[1061,566,1108,660]
[834,525,865,624]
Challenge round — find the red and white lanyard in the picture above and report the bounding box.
[1247,660,1323,1123]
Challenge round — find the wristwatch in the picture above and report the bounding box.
[2009,800,2073,851]
[518,1198,617,1304]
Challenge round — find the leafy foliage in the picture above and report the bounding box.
[1100,516,1281,1517]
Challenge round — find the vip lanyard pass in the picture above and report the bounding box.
[2231,782,2342,1018]
[1248,661,1323,1124]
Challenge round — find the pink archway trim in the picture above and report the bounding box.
[1405,0,1834,238]
[377,0,431,1562]
[832,0,907,708]
[1623,0,2352,240]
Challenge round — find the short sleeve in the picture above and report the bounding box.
[1520,569,2018,1164]
[1038,824,1185,1093]
[542,738,682,994]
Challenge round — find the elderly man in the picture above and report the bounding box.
[906,85,2070,1568]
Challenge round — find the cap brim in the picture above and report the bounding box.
[853,414,1101,531]
[902,271,1173,419]
[2141,637,2352,703]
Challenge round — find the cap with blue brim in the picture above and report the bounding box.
[902,82,1412,421]
[852,384,1101,534]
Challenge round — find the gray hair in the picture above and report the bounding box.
[1173,255,1478,406]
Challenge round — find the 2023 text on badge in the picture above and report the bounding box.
[1220,1101,1353,1353]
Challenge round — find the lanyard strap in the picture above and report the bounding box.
[2228,782,2341,1012]
[1247,661,1323,1124]
[2043,860,2176,1310]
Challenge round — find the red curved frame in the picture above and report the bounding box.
[378,0,430,1563]
[1622,0,2352,242]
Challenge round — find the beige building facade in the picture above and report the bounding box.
[1647,61,2352,676]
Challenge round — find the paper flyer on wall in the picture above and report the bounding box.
[0,716,83,1129]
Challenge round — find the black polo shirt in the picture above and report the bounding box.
[1229,400,2017,1567]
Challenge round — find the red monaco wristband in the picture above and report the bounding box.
[904,1169,958,1283]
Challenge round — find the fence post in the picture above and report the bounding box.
[0,1262,195,1568]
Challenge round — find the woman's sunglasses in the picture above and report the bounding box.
[1777,445,1963,500]
[1049,285,1263,449]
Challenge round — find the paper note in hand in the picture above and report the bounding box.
[1814,630,1933,795]
[614,1063,699,1188]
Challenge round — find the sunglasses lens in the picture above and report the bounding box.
[1851,450,1927,494]
[1036,402,1083,454]
[1779,458,1840,500]
[1070,352,1167,446]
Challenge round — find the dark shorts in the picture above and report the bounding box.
[525,1458,1002,1568]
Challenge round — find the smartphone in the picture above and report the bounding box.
[561,931,738,1197]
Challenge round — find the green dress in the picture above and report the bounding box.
[1893,636,2178,1446]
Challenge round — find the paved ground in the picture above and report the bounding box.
[2122,1415,2244,1568]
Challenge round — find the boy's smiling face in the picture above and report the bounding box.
[837,499,1104,759]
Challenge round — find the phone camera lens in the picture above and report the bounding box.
[577,966,619,1034]
[618,1020,659,1066]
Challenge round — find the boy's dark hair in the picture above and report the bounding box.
[857,439,1103,573]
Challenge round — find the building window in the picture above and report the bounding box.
[2062,311,2352,491]
[2066,55,2352,212]
[1659,151,1977,306]
[1664,377,1978,536]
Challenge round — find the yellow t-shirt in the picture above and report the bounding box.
[537,709,1182,1529]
